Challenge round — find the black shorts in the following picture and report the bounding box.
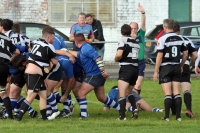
[24,73,46,93]
[0,64,9,86]
[126,91,141,102]
[74,71,85,83]
[11,71,26,88]
[46,64,62,82]
[180,64,191,83]
[159,64,181,84]
[118,65,138,86]
[84,74,105,89]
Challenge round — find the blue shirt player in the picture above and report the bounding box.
[69,33,120,119]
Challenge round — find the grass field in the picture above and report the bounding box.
[1,79,200,133]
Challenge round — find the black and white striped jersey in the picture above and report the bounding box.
[117,37,140,66]
[180,36,197,65]
[5,30,28,46]
[0,32,17,61]
[156,32,187,66]
[28,38,56,67]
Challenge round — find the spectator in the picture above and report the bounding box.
[85,14,105,59]
[69,12,94,51]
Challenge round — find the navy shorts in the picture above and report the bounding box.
[84,74,105,89]
[74,71,85,83]
[159,64,181,84]
[138,60,146,76]
[46,64,62,82]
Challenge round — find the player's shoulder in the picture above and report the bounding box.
[0,32,11,41]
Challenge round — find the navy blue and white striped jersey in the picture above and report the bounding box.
[156,32,188,66]
[180,36,197,65]
[117,37,140,66]
[28,38,56,67]
[0,32,17,61]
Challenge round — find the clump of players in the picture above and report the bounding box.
[0,4,198,122]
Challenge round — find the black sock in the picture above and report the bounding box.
[164,95,172,118]
[127,94,136,111]
[171,95,176,115]
[134,88,141,95]
[184,90,192,111]
[35,94,40,100]
[18,100,30,120]
[174,94,182,119]
[118,97,126,119]
[2,96,13,119]
[40,109,47,120]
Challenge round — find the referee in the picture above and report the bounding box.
[153,19,188,121]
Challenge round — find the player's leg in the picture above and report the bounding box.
[118,80,129,120]
[134,60,146,94]
[172,81,182,121]
[78,78,95,118]
[161,82,172,120]
[181,82,194,118]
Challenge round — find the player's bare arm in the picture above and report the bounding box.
[69,34,75,42]
[180,51,188,72]
[96,57,109,79]
[57,49,76,63]
[114,49,123,62]
[137,3,146,31]
[153,52,163,82]
[68,50,78,58]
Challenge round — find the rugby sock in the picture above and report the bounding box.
[53,91,61,103]
[40,109,47,120]
[17,96,35,116]
[128,106,132,112]
[171,95,176,115]
[63,98,70,113]
[184,90,192,111]
[46,103,52,116]
[3,96,13,119]
[127,94,136,111]
[174,94,182,119]
[47,93,58,113]
[15,97,25,115]
[18,100,30,120]
[104,96,120,111]
[164,95,172,118]
[10,98,17,111]
[118,97,126,119]
[67,94,72,106]
[79,98,88,118]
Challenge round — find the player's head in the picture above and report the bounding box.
[11,54,27,71]
[130,22,139,35]
[42,26,55,44]
[74,33,85,48]
[163,18,175,32]
[12,22,20,34]
[173,22,180,34]
[121,24,131,36]
[78,12,86,25]
[0,19,13,33]
[85,14,94,25]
